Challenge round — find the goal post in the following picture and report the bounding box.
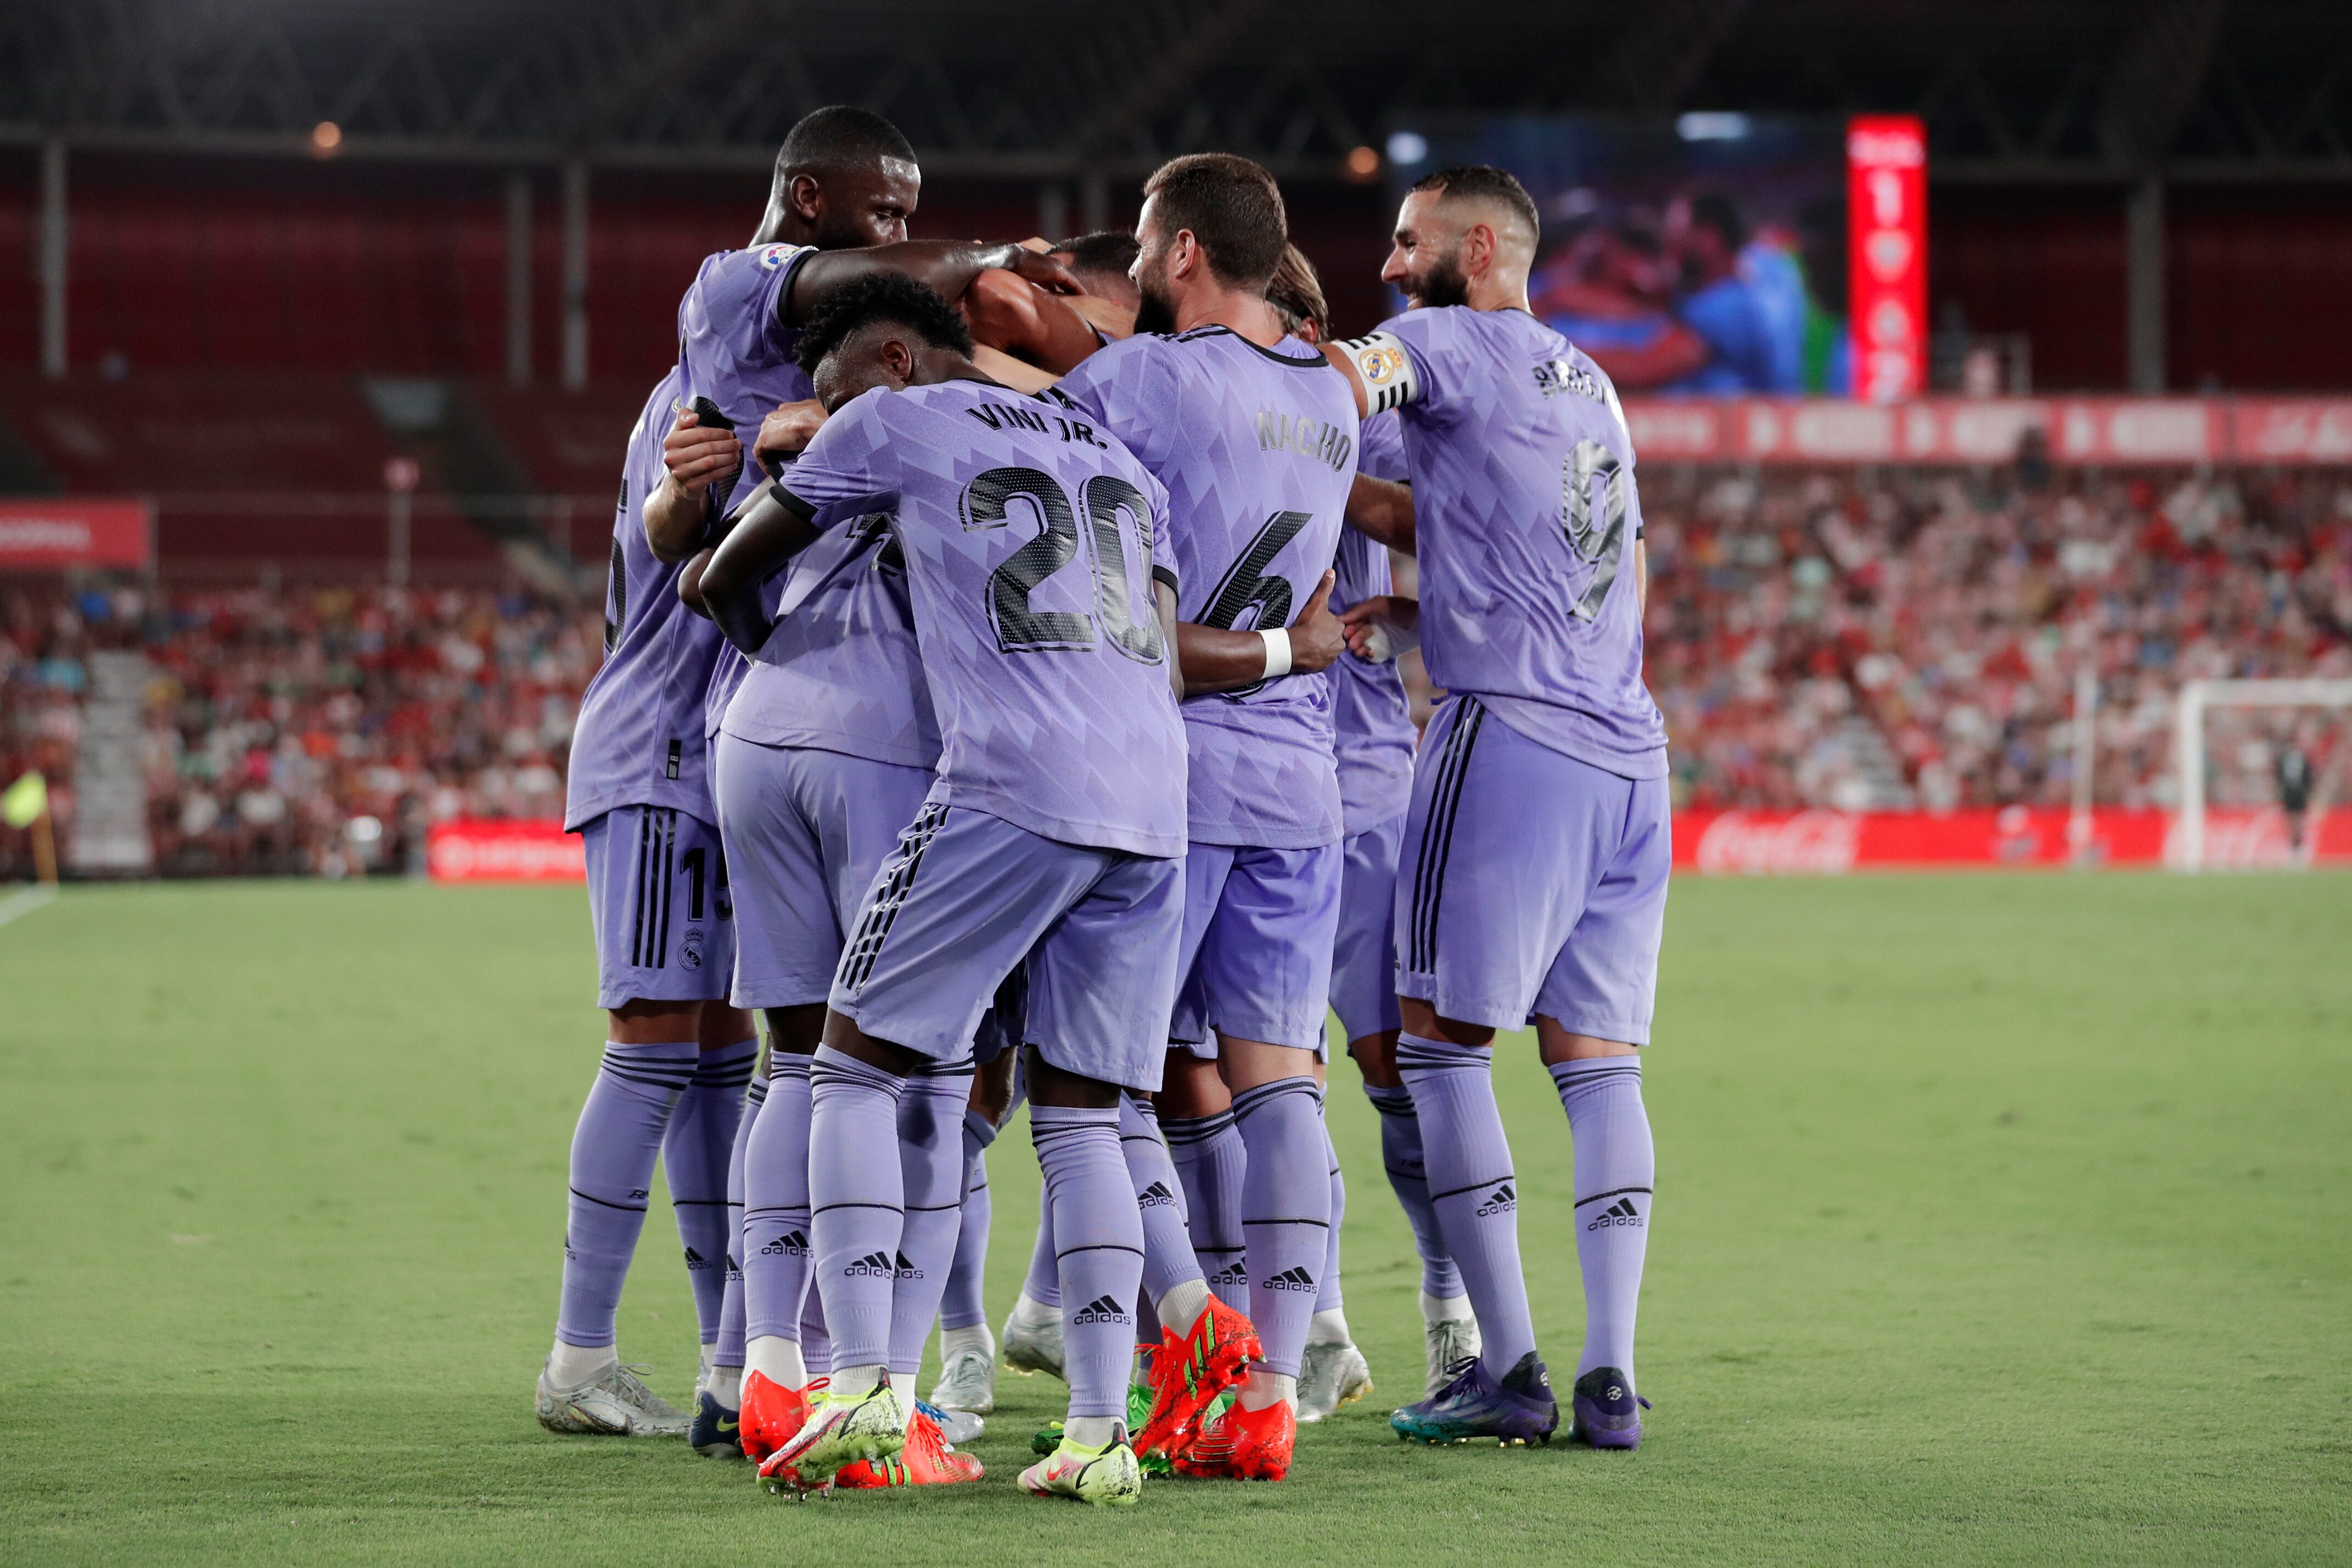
[2173,678,2352,872]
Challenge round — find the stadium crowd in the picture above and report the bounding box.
[0,582,600,878]
[6,466,2349,879]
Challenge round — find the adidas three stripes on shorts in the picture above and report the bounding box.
[581,803,737,1009]
[1392,694,1670,1042]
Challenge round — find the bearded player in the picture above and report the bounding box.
[1051,155,1359,1483]
[1326,166,1668,1451]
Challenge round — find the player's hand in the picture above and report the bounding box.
[1286,570,1344,673]
[1006,248,1081,295]
[754,400,826,473]
[663,409,742,494]
[1339,594,1418,662]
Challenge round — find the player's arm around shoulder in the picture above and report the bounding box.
[962,270,1103,376]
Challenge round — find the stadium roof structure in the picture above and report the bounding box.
[0,0,2347,183]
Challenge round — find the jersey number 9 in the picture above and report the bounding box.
[1561,439,1627,623]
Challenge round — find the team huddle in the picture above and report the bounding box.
[542,105,1669,1507]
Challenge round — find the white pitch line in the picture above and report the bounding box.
[0,883,58,930]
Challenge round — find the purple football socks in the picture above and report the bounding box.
[740,1053,813,1346]
[887,1061,974,1379]
[555,1039,697,1350]
[1022,1201,1062,1309]
[939,1108,996,1333]
[1317,1108,1346,1317]
[714,1070,766,1383]
[1119,1093,1209,1308]
[1551,1055,1654,1384]
[805,1047,906,1377]
[1362,1082,1464,1299]
[1163,1107,1249,1311]
[1230,1076,1330,1379]
[663,1035,756,1346]
[1397,1032,1537,1377]
[1030,1103,1145,1421]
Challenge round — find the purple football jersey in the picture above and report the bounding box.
[1339,308,1666,779]
[720,520,940,768]
[564,370,729,833]
[1327,523,1414,834]
[1055,328,1357,849]
[1356,407,1408,484]
[771,378,1187,858]
[675,241,818,740]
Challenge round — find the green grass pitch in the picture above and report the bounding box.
[2,873,2348,1564]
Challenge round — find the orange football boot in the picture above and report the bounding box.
[738,1370,814,1463]
[1175,1395,1295,1481]
[1132,1297,1260,1462]
[833,1408,984,1488]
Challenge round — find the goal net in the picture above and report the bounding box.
[2171,679,2352,871]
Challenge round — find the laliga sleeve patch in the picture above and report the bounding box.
[1336,331,1421,415]
[757,243,810,272]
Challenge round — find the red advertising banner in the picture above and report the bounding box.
[427,818,586,882]
[432,808,2348,885]
[1618,396,2352,465]
[1673,807,2351,873]
[1847,115,1927,403]
[0,498,154,570]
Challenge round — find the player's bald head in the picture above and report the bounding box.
[1410,166,1540,258]
[775,106,917,184]
[760,106,920,250]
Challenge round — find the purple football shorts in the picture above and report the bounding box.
[1167,839,1343,1059]
[711,733,933,1011]
[1394,695,1670,1042]
[581,804,735,1010]
[1327,811,1405,1044]
[829,801,1182,1090]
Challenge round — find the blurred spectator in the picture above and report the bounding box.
[1,583,599,878]
[1640,467,2352,811]
[8,466,2350,878]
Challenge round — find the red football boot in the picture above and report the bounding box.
[738,1370,814,1463]
[834,1407,984,1488]
[1175,1395,1295,1482]
[1133,1297,1260,1462]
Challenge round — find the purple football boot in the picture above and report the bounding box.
[1570,1366,1650,1450]
[1389,1351,1559,1446]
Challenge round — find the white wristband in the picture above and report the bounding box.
[1258,627,1293,679]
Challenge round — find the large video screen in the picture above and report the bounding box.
[1383,115,1853,397]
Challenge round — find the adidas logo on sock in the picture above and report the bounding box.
[893,1250,925,1280]
[683,1246,712,1269]
[760,1230,809,1257]
[1263,1266,1317,1293]
[1585,1198,1644,1232]
[844,1250,896,1278]
[1206,1263,1248,1290]
[1071,1295,1130,1326]
[725,1254,742,1277]
[1477,1183,1518,1216]
[1138,1181,1176,1209]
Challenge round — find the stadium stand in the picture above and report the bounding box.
[1,581,598,878]
[8,467,2347,879]
[0,370,503,577]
